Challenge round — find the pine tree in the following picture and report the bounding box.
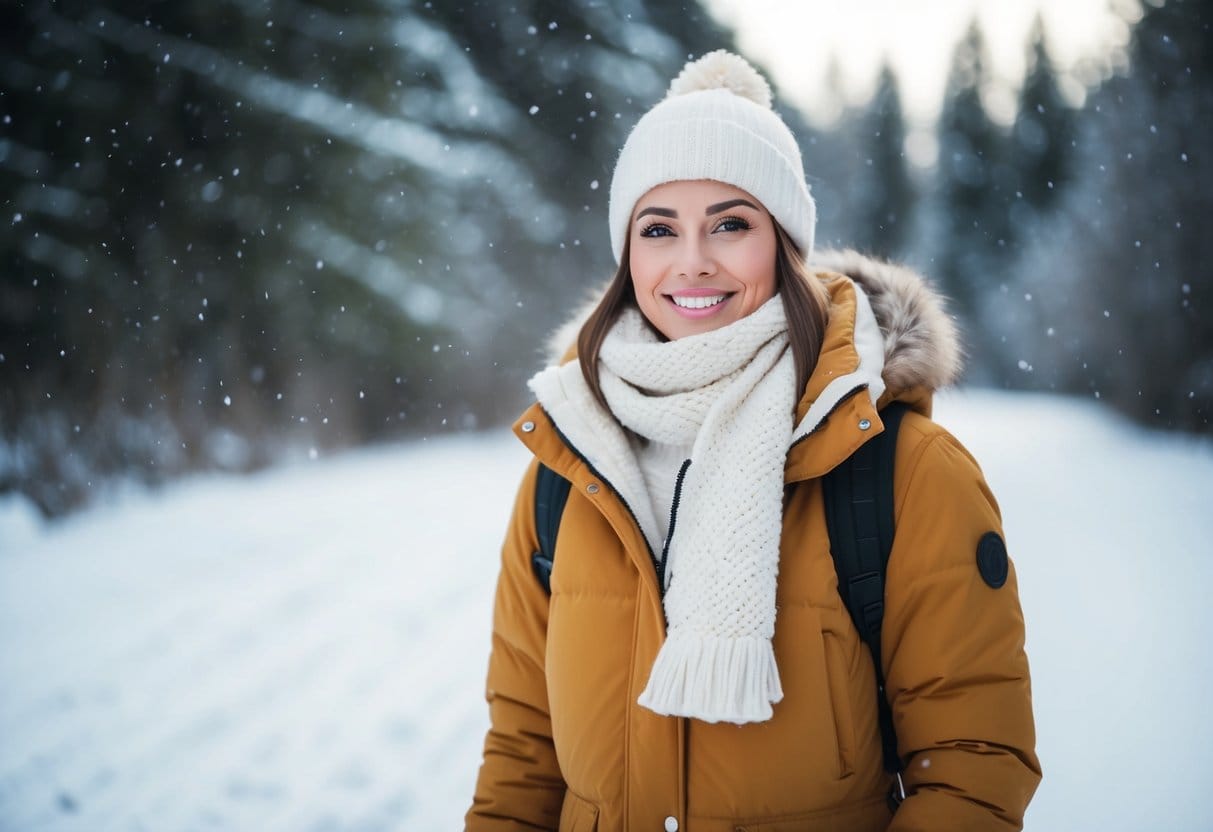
[987,16,1077,392]
[850,64,915,259]
[799,56,861,252]
[1011,16,1074,224]
[935,20,1017,379]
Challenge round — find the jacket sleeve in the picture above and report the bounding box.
[882,426,1042,831]
[466,459,566,830]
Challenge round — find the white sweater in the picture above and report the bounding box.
[630,434,694,552]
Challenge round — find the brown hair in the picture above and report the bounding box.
[577,221,830,413]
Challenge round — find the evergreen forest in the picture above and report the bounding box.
[2,0,1209,517]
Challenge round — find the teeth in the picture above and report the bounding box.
[671,294,726,309]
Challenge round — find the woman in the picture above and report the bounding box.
[467,51,1040,831]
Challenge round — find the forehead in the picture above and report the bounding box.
[635,179,764,211]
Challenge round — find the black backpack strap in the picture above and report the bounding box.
[823,402,908,774]
[531,463,571,595]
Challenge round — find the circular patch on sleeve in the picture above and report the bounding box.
[976,532,1009,589]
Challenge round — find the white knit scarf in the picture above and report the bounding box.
[600,296,794,723]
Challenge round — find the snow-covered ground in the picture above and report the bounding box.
[0,389,1210,831]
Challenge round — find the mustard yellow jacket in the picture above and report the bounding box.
[468,253,1041,831]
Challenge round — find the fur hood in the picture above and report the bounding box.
[545,250,962,399]
[813,249,962,396]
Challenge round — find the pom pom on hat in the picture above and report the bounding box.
[667,49,773,109]
[608,51,816,264]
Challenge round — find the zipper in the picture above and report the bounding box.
[656,458,692,596]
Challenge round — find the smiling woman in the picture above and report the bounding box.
[466,50,1040,832]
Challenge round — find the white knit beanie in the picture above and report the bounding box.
[608,50,816,264]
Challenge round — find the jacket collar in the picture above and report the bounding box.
[783,273,885,482]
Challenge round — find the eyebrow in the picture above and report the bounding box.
[705,198,760,215]
[635,206,677,220]
[634,198,761,222]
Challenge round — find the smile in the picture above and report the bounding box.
[669,294,729,310]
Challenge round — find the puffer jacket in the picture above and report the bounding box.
[467,252,1041,831]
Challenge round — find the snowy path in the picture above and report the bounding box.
[0,434,526,832]
[0,390,1210,831]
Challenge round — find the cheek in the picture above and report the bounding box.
[629,245,653,279]
[628,254,663,325]
[628,247,663,298]
[735,242,777,301]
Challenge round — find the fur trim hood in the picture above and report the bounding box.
[813,249,962,397]
[545,250,961,400]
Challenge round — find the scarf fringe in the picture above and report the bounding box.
[637,632,784,724]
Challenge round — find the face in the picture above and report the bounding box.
[628,180,778,340]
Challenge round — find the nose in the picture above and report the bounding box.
[675,235,716,280]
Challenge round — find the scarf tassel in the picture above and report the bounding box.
[637,632,784,724]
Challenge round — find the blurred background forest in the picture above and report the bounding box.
[1,0,1209,519]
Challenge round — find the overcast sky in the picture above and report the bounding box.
[703,0,1140,126]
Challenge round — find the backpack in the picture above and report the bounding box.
[530,402,908,775]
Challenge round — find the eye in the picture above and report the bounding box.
[639,222,674,238]
[714,216,752,233]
